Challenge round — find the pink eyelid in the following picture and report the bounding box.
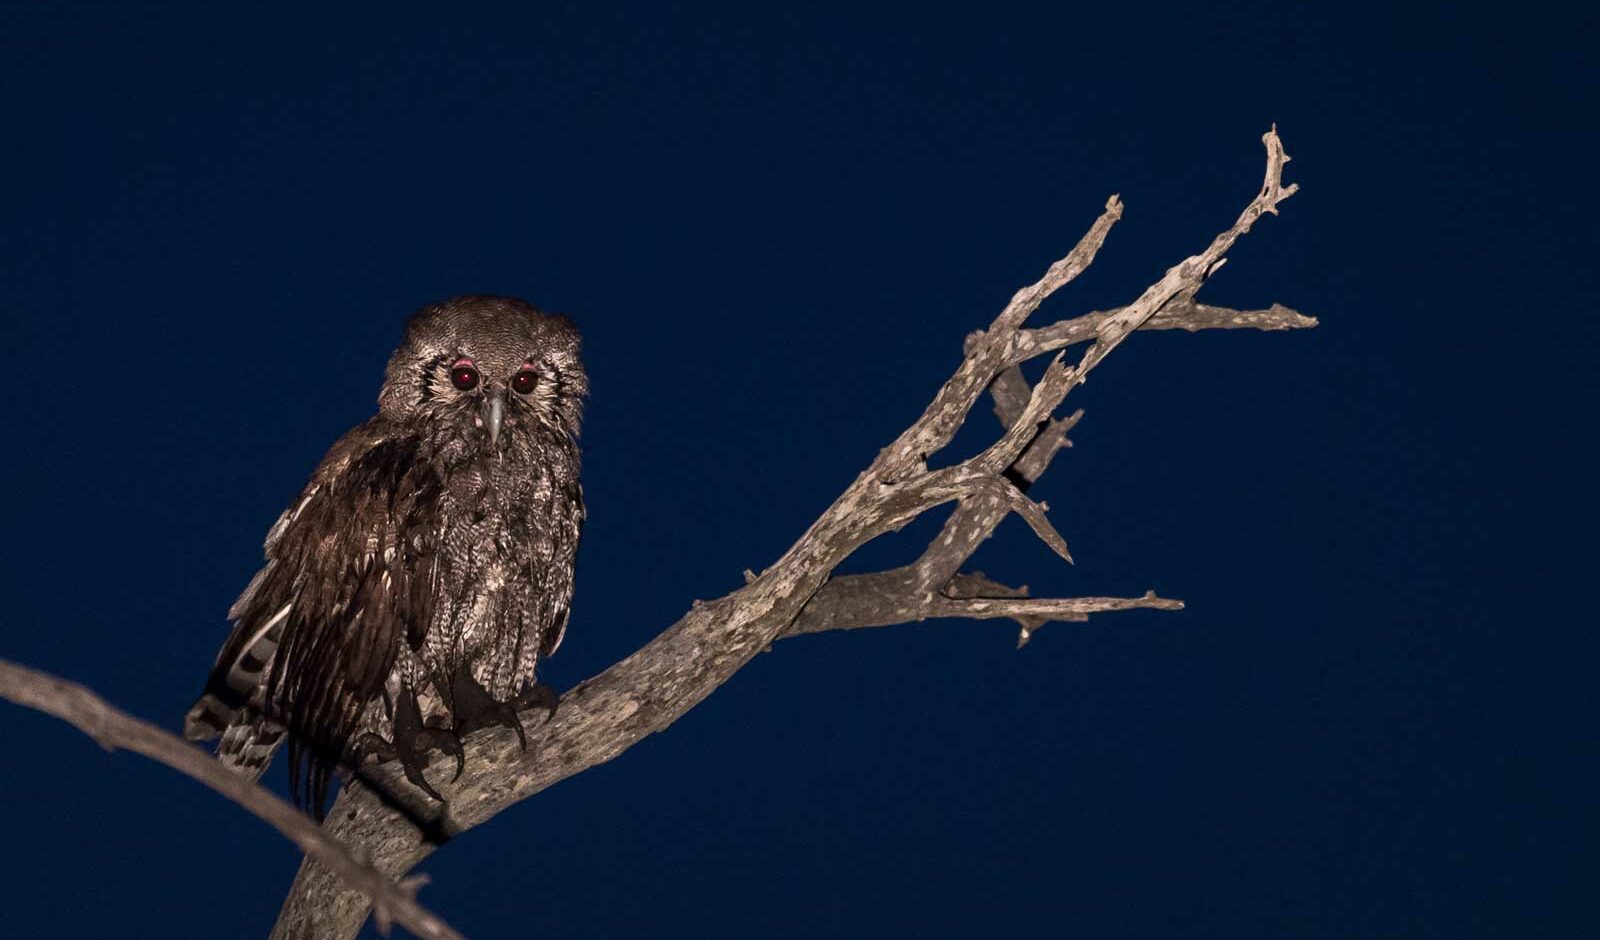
[451,357,475,369]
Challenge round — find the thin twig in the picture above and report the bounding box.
[929,591,1183,620]
[1018,300,1315,362]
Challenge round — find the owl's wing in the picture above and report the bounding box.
[185,421,443,808]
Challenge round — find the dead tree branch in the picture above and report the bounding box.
[257,127,1310,939]
[0,659,463,940]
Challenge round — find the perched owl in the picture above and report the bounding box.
[184,295,586,814]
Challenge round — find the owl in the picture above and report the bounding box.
[184,295,586,814]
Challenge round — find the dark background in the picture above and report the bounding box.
[2,3,1594,938]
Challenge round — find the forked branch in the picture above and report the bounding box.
[254,130,1308,940]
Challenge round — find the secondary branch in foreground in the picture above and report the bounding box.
[0,659,463,940]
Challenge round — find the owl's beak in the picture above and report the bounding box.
[483,390,505,447]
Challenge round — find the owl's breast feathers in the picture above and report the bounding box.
[185,416,582,809]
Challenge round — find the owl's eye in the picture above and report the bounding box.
[450,360,479,391]
[511,367,538,395]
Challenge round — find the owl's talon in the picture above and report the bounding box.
[399,754,446,802]
[353,686,463,803]
[512,683,560,724]
[449,670,528,751]
[351,730,446,801]
[415,727,466,783]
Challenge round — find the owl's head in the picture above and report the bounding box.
[378,295,587,446]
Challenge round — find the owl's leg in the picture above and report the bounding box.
[352,686,464,802]
[447,669,554,750]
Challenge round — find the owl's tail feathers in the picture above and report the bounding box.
[185,593,293,779]
[184,698,286,782]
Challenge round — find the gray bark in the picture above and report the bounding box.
[271,128,1310,940]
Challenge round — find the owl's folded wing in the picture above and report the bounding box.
[185,421,442,807]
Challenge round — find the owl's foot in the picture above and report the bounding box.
[352,688,464,803]
[511,682,560,724]
[447,671,557,751]
[448,669,524,749]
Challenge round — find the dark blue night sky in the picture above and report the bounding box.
[2,3,1594,938]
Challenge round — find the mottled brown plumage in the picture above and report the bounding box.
[185,295,586,814]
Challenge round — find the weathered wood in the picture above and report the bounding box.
[270,128,1308,940]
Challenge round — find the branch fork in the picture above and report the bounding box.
[278,129,1317,940]
[0,128,1318,940]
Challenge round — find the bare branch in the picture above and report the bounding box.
[929,590,1183,621]
[0,659,464,940]
[787,299,1312,645]
[964,474,1074,565]
[977,353,1077,474]
[1017,300,1316,362]
[874,195,1124,480]
[269,128,1310,940]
